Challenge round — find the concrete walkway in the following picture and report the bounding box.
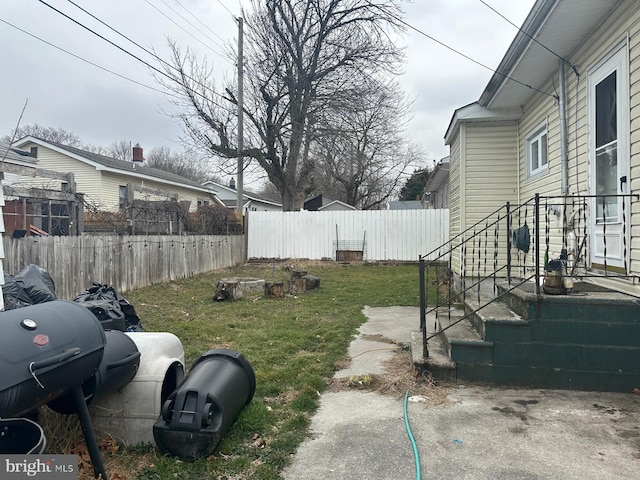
[282,306,640,480]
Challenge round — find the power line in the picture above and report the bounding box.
[64,0,230,96]
[0,16,179,99]
[62,0,241,113]
[365,1,557,100]
[142,0,231,65]
[66,0,172,66]
[37,0,231,109]
[172,0,229,46]
[478,0,579,76]
[216,0,236,18]
[156,0,226,51]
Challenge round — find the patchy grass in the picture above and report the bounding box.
[58,261,432,479]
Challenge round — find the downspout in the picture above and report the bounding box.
[559,58,569,194]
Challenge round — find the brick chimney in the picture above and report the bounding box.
[132,143,144,167]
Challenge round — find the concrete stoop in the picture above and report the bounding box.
[412,283,640,392]
[411,307,487,383]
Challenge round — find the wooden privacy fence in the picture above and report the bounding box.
[246,209,449,261]
[2,234,246,300]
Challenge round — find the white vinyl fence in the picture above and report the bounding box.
[247,209,449,261]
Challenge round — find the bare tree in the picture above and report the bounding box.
[311,80,423,209]
[145,146,218,182]
[156,0,404,210]
[2,124,82,146]
[107,140,133,161]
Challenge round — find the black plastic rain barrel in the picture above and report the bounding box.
[0,418,46,454]
[153,349,256,460]
[0,301,106,418]
[48,330,141,414]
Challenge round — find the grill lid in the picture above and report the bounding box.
[0,301,106,417]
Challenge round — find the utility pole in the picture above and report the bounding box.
[236,16,244,215]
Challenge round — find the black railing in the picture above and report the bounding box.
[419,192,638,358]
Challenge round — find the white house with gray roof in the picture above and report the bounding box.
[202,179,282,212]
[12,137,222,212]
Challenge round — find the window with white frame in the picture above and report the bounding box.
[527,123,548,177]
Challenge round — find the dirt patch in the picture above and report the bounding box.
[329,349,453,406]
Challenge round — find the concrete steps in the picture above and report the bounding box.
[413,281,640,392]
[412,307,487,381]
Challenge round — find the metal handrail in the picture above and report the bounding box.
[420,200,536,262]
[425,274,535,342]
[419,192,638,359]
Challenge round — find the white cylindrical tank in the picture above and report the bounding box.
[89,332,185,445]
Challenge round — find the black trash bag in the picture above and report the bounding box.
[74,283,143,331]
[80,299,127,331]
[14,264,56,304]
[1,273,33,310]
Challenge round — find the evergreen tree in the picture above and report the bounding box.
[399,168,429,201]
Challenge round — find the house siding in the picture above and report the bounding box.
[628,9,640,273]
[449,130,462,274]
[516,0,640,275]
[101,172,208,212]
[464,122,519,228]
[16,144,102,204]
[432,183,449,209]
[448,122,519,276]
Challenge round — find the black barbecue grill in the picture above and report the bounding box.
[0,300,106,418]
[48,330,141,415]
[0,300,110,479]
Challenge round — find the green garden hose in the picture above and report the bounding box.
[404,391,421,480]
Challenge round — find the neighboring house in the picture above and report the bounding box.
[304,194,356,211]
[0,142,37,237]
[387,200,424,210]
[424,156,449,209]
[12,137,222,212]
[317,199,356,211]
[0,142,38,177]
[445,0,640,294]
[0,142,84,236]
[202,179,282,212]
[0,144,30,307]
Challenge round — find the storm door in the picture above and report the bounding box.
[588,45,629,272]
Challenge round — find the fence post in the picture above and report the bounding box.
[419,255,429,358]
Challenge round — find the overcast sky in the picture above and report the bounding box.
[0,0,535,186]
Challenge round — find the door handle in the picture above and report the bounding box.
[620,175,627,192]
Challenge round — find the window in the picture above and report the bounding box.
[119,185,128,207]
[594,70,618,222]
[527,123,548,177]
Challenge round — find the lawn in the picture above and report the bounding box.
[73,261,423,479]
